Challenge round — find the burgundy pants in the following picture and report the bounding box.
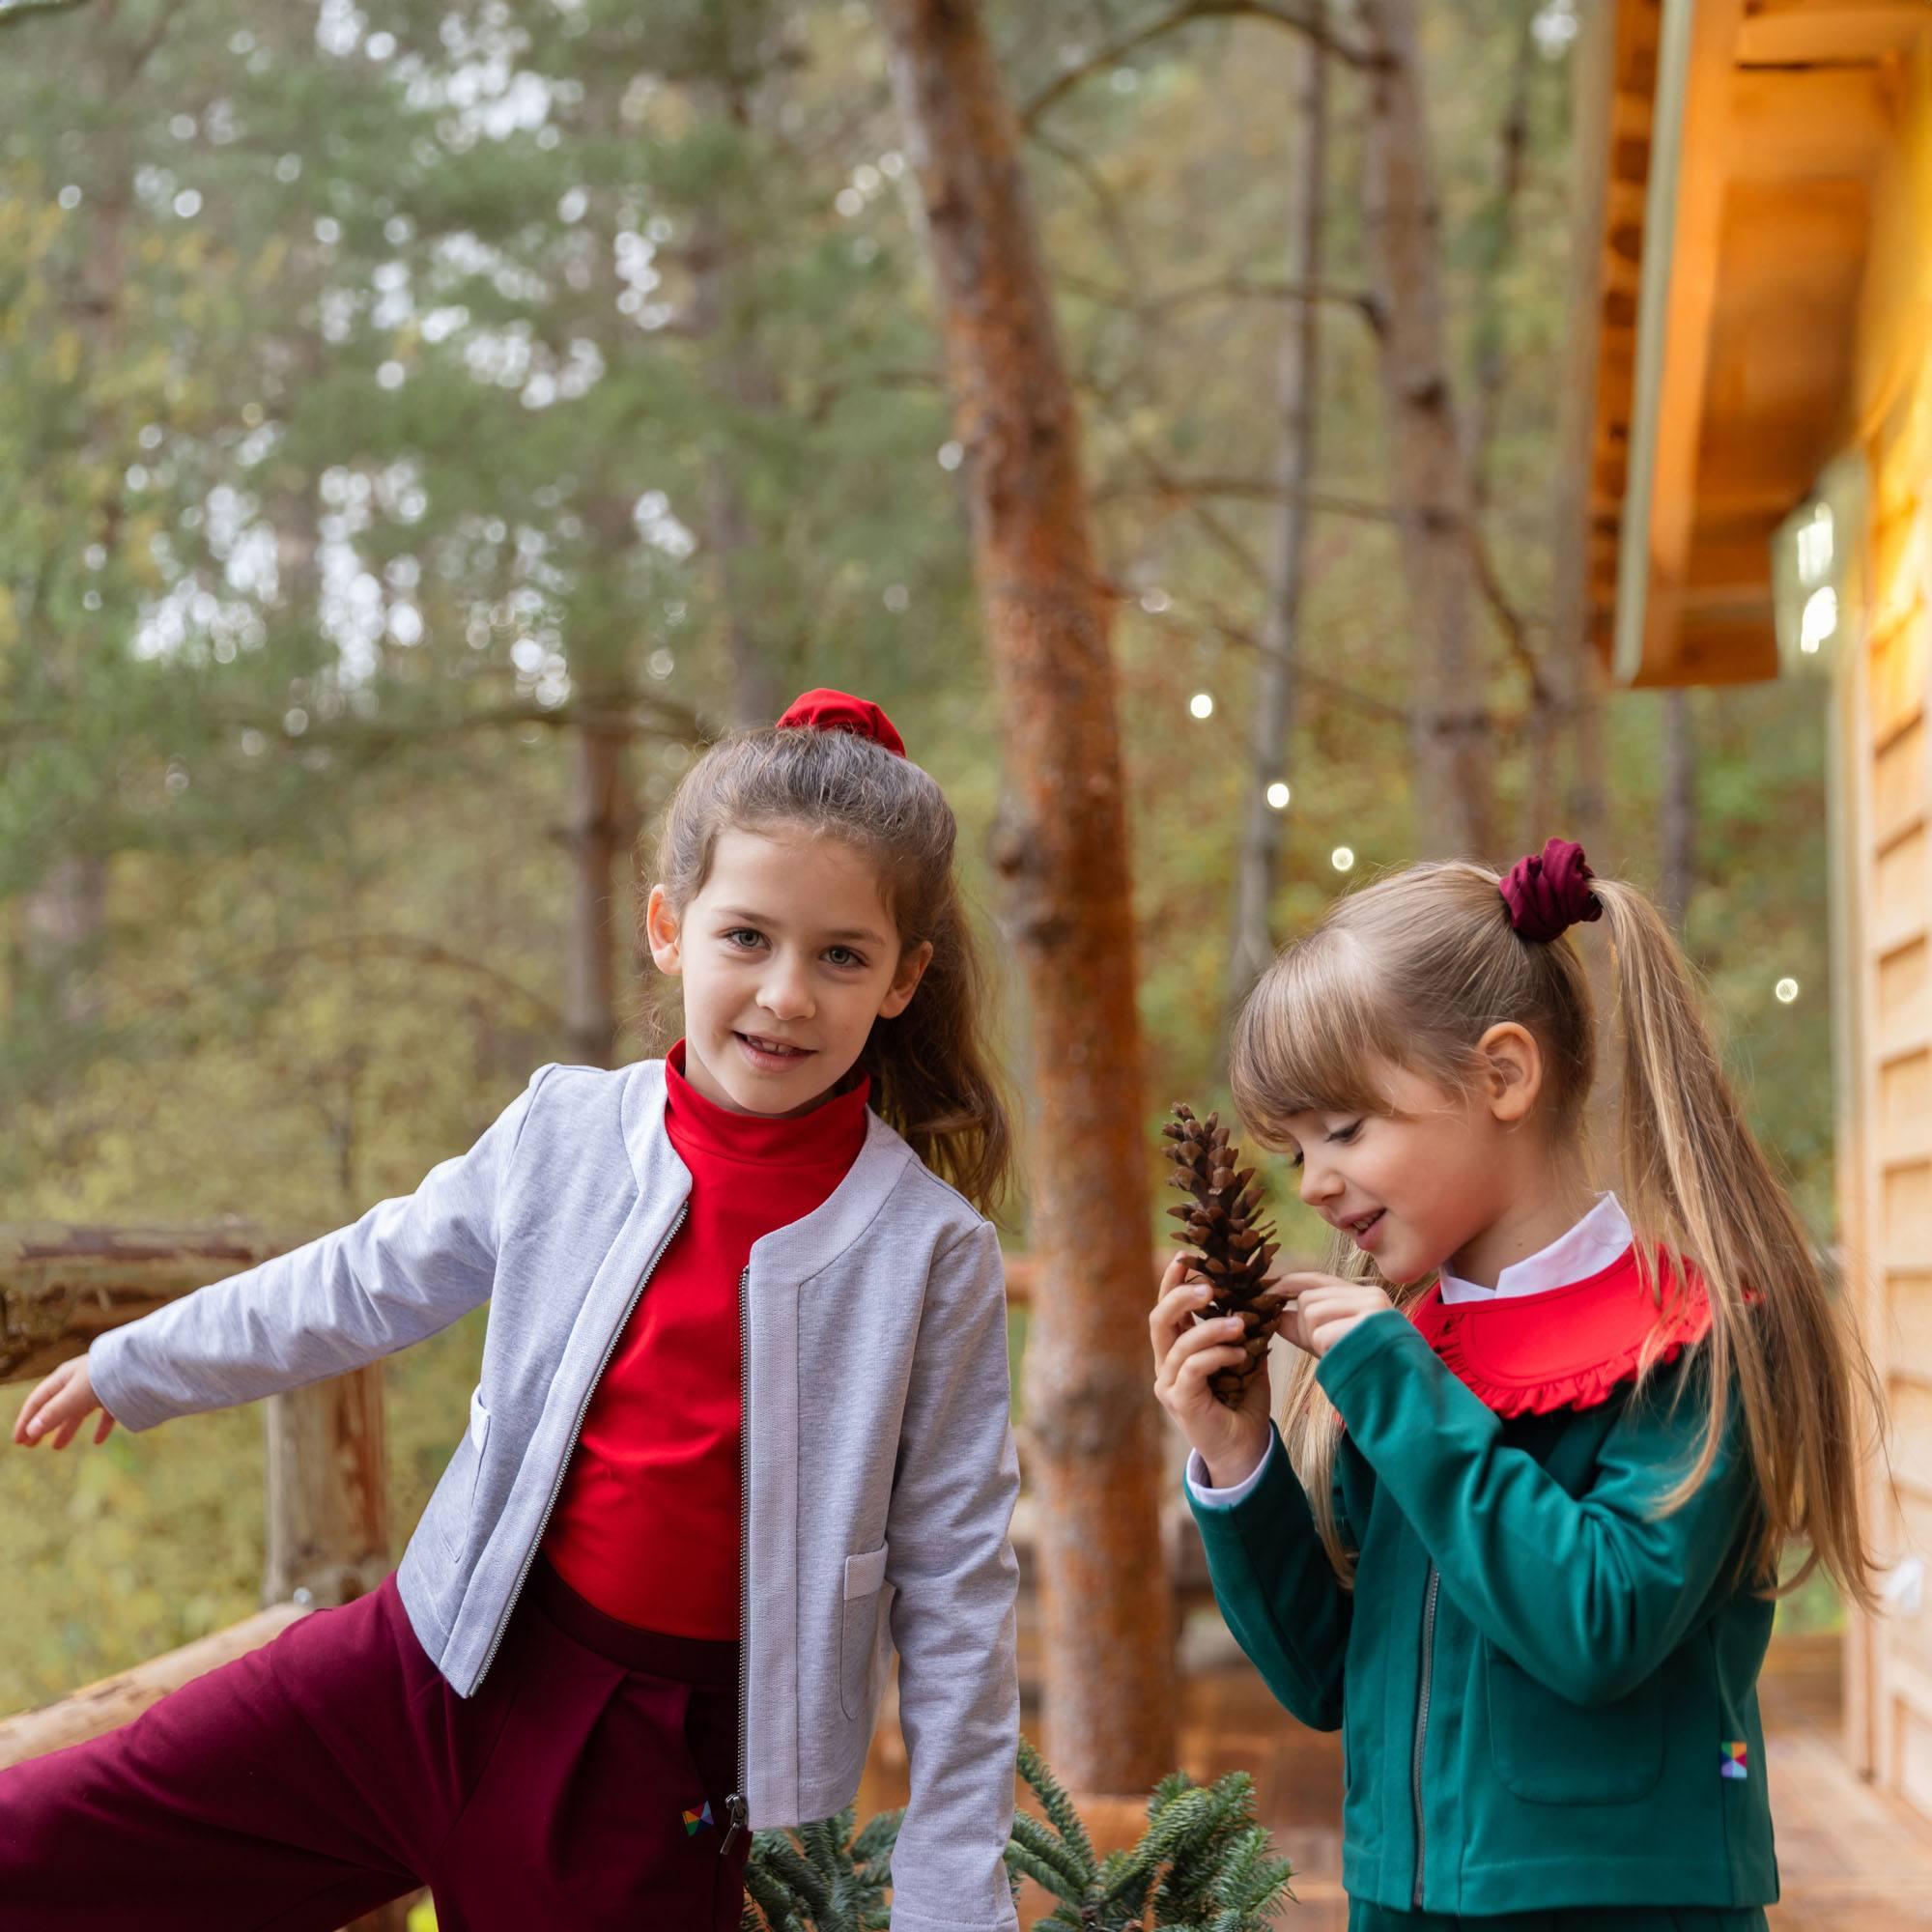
[0,1561,748,1932]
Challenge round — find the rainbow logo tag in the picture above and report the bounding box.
[683,1802,715,1836]
[1719,1742,1748,1780]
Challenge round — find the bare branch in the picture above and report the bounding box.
[1093,470,1399,522]
[1020,0,1379,127]
[802,364,945,424]
[0,0,93,31]
[1059,268,1384,334]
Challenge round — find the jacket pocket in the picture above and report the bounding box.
[440,1386,492,1556]
[1484,1643,1665,1805]
[839,1544,892,1721]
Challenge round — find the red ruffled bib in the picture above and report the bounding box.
[1406,1245,1711,1417]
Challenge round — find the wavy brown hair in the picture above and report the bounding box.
[1231,858,1885,1605]
[641,722,1013,1214]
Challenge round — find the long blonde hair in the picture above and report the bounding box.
[1230,858,1885,1605]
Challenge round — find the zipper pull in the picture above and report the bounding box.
[720,1792,749,1857]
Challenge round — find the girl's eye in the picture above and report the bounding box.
[1287,1122,1359,1168]
[825,946,865,969]
[724,928,765,950]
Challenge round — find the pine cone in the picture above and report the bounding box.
[1162,1102,1283,1406]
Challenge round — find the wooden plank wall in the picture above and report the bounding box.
[1845,24,1932,1820]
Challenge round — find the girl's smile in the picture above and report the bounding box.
[647,827,931,1118]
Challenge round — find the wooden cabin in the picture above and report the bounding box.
[1577,0,1932,1819]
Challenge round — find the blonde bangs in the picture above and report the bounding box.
[1231,933,1404,1147]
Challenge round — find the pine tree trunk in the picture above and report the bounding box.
[1225,31,1327,1018]
[1357,0,1492,860]
[881,0,1176,1797]
[1660,691,1696,932]
[562,718,628,1069]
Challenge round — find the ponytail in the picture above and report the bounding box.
[1593,880,1884,1605]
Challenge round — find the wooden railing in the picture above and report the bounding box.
[0,1224,406,1931]
[0,1226,1286,1927]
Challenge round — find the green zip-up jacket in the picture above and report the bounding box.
[1187,1308,1777,1916]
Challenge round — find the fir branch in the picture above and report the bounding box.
[1018,1733,1098,1880]
[1008,1812,1094,1900]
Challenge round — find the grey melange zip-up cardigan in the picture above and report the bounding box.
[89,1059,1023,1932]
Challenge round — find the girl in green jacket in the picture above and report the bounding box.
[1151,839,1884,1932]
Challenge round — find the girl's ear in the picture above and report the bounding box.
[877,938,934,1020]
[1475,1021,1544,1124]
[645,885,684,976]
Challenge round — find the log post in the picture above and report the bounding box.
[263,1365,391,1609]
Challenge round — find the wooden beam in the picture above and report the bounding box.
[0,1605,307,1770]
[1617,0,1748,684]
[1736,4,1928,68]
[0,1223,302,1385]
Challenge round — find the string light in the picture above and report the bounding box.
[1331,845,1355,872]
[1265,781,1290,810]
[1189,693,1214,720]
[1776,977,1800,1005]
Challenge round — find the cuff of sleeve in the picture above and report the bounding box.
[1313,1306,1420,1414]
[85,1330,165,1435]
[1184,1435,1275,1508]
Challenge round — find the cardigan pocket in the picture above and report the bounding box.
[440,1386,492,1556]
[1484,1643,1665,1805]
[839,1544,892,1721]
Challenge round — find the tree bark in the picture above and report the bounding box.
[1659,691,1695,933]
[1357,0,1492,860]
[881,0,1175,1796]
[561,717,630,1069]
[1225,28,1328,1017]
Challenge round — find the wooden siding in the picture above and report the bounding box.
[1844,25,1932,1821]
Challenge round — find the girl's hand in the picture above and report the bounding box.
[13,1357,117,1450]
[1275,1272,1396,1359]
[1150,1252,1285,1490]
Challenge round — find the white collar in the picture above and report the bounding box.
[1436,1192,1633,1306]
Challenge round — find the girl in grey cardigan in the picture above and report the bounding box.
[5,691,1023,1932]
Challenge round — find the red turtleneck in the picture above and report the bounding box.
[541,1040,871,1635]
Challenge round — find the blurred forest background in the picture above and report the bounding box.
[0,0,1833,1715]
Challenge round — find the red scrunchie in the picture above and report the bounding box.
[776,688,907,759]
[1499,837,1602,943]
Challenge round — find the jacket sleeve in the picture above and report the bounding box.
[1185,1424,1353,1730]
[1316,1310,1756,1708]
[89,1068,551,1433]
[882,1219,1022,1932]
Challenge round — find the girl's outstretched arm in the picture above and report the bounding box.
[881,1219,1022,1932]
[85,1067,552,1434]
[1314,1307,1754,1708]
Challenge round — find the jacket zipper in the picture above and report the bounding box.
[473,1202,690,1689]
[1410,1564,1440,1910]
[721,1263,752,1858]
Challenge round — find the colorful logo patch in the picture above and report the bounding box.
[683,1802,715,1836]
[1719,1741,1748,1780]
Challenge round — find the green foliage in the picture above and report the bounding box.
[733,1743,1292,1930]
[1005,1736,1293,1932]
[742,1803,899,1932]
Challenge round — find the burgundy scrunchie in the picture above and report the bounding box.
[1499,838,1603,943]
[776,687,907,759]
